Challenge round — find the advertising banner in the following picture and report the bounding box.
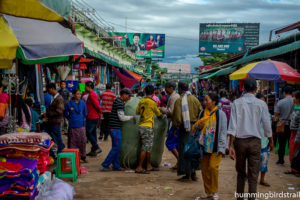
[109,32,165,58]
[199,23,259,53]
[159,63,191,74]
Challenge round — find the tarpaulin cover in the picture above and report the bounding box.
[4,14,83,61]
[0,0,69,22]
[113,67,137,88]
[201,66,237,79]
[0,15,18,69]
[16,47,69,65]
[73,55,94,63]
[123,68,143,82]
[120,97,168,169]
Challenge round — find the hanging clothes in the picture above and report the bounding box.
[101,66,105,84]
[106,67,110,83]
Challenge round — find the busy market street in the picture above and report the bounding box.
[0,0,300,200]
[71,138,300,200]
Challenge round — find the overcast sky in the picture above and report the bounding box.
[82,0,300,71]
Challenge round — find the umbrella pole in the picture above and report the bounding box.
[267,81,270,105]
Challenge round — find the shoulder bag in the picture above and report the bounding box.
[276,104,294,134]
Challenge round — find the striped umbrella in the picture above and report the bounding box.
[230,60,300,83]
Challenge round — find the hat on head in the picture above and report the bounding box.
[120,88,133,96]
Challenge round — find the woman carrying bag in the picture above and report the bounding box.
[192,92,227,200]
[287,91,300,176]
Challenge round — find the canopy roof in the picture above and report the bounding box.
[234,39,300,67]
[113,67,137,89]
[0,14,83,68]
[199,66,236,79]
[123,68,143,82]
[0,0,70,22]
[0,15,18,68]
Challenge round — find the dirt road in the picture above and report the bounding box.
[66,137,300,200]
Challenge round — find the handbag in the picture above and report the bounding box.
[0,103,8,120]
[276,104,294,134]
[184,129,203,162]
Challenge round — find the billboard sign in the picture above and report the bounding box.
[199,23,259,53]
[109,32,165,58]
[159,63,191,74]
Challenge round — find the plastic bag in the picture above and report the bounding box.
[120,97,168,168]
[184,130,203,162]
[41,177,74,200]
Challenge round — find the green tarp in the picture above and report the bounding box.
[202,66,237,79]
[120,97,168,168]
[198,73,212,79]
[40,0,71,19]
[84,47,120,67]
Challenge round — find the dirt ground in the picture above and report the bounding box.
[60,135,300,200]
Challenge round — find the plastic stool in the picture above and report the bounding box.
[56,152,77,182]
[61,149,81,176]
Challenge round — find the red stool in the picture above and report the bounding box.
[61,149,81,176]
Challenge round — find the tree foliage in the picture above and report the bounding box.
[199,53,236,66]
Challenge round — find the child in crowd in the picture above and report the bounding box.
[256,93,271,187]
[12,95,31,132]
[25,98,40,132]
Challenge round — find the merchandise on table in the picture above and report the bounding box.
[0,132,54,199]
[0,158,39,200]
[0,132,53,173]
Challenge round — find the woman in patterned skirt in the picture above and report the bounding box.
[64,89,88,162]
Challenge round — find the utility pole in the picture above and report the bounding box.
[125,17,127,33]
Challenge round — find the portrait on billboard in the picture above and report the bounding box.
[109,32,165,58]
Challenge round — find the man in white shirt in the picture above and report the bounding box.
[228,78,274,200]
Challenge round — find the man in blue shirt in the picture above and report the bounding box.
[44,92,52,110]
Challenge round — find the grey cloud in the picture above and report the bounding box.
[82,0,299,63]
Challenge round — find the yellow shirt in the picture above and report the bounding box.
[136,97,162,128]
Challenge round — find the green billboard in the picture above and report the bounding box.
[199,23,260,53]
[109,32,165,58]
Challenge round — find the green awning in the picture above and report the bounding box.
[198,73,212,79]
[198,66,236,79]
[234,40,300,66]
[206,66,237,79]
[40,0,71,19]
[84,47,120,67]
[16,47,69,65]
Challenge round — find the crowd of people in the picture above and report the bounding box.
[0,78,299,200]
